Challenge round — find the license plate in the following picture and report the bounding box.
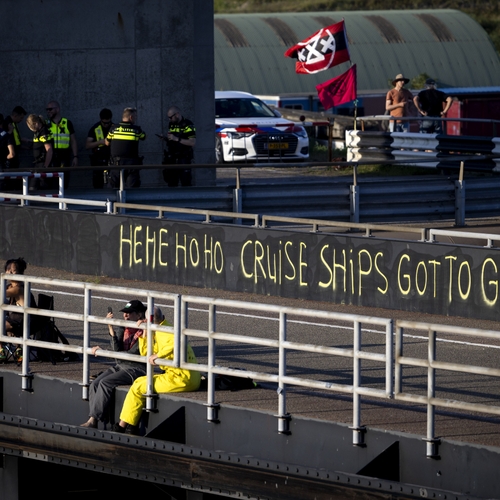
[266,143,288,150]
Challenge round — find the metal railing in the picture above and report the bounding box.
[0,171,66,209]
[395,320,500,457]
[2,273,500,457]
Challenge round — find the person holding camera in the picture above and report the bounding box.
[160,106,196,187]
[81,299,147,429]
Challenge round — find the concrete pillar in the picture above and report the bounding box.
[0,0,215,188]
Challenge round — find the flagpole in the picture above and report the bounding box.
[350,60,357,131]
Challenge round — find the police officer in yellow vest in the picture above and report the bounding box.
[46,100,78,188]
[85,108,113,188]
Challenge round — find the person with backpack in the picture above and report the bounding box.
[80,299,148,428]
[113,306,201,434]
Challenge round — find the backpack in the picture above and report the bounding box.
[199,370,258,392]
[31,294,80,364]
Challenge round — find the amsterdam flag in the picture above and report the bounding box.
[284,20,350,75]
[316,64,357,110]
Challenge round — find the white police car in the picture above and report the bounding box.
[215,91,309,163]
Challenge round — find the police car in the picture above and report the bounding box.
[215,91,309,163]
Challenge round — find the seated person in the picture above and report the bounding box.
[81,299,148,428]
[1,257,32,363]
[113,306,201,434]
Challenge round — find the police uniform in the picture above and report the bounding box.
[87,121,113,188]
[47,117,76,189]
[30,125,54,190]
[2,116,22,169]
[163,117,195,187]
[47,117,75,167]
[32,125,53,166]
[106,121,146,188]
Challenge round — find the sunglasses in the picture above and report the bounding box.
[46,107,56,111]
[168,112,178,119]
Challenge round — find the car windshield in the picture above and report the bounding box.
[215,98,276,119]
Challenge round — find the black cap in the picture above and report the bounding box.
[119,299,147,314]
[425,78,436,85]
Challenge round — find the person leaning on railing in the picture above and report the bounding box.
[80,299,148,428]
[113,306,201,435]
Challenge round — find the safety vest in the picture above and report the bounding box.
[95,125,105,148]
[108,124,144,142]
[47,118,70,149]
[12,124,21,147]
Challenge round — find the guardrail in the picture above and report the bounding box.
[356,115,500,137]
[3,162,500,226]
[346,130,500,172]
[2,274,500,457]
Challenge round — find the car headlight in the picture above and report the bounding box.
[294,126,308,138]
[228,131,254,139]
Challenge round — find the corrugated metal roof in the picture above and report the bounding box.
[214,10,500,95]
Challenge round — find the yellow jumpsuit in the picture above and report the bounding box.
[120,320,201,426]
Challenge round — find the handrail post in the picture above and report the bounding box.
[425,329,441,459]
[118,169,126,214]
[145,295,158,412]
[206,302,220,423]
[59,172,66,210]
[386,319,394,398]
[276,311,291,434]
[233,168,242,225]
[350,320,366,446]
[22,174,29,207]
[81,287,92,400]
[350,164,359,223]
[454,161,466,227]
[21,281,33,391]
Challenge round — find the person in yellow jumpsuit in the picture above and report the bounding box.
[114,307,200,433]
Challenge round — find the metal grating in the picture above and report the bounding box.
[261,17,298,47]
[364,15,405,43]
[415,13,456,42]
[214,18,249,48]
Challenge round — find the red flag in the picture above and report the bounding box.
[316,65,357,110]
[284,20,350,75]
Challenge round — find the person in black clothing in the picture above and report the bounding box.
[160,106,196,187]
[105,107,146,188]
[85,108,114,188]
[413,79,453,134]
[2,106,27,170]
[80,299,147,428]
[26,114,54,168]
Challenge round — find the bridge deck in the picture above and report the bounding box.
[3,232,500,449]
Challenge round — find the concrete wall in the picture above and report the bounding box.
[0,0,215,187]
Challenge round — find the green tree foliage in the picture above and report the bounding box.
[214,0,500,54]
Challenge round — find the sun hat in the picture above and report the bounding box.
[392,73,410,85]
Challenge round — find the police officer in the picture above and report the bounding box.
[46,100,78,188]
[161,106,196,187]
[85,108,114,188]
[2,106,27,170]
[105,107,146,188]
